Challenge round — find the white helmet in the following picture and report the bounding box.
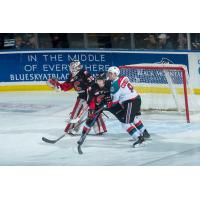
[69,60,82,76]
[108,66,120,76]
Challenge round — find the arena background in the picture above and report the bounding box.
[0,33,200,93]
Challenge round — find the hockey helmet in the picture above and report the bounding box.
[107,66,120,76]
[95,73,107,81]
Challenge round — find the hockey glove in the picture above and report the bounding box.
[47,78,61,90]
[107,101,113,108]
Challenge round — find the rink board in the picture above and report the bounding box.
[1,84,200,95]
[0,49,200,93]
[0,84,52,91]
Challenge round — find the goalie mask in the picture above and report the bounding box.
[69,60,82,76]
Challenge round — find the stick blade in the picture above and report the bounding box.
[42,137,57,144]
[78,144,83,154]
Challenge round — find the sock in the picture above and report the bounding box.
[134,121,145,133]
[82,126,91,135]
[127,125,140,139]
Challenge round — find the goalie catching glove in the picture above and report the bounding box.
[47,78,74,92]
[47,78,61,90]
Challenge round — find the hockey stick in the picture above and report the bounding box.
[42,134,66,144]
[77,105,106,154]
[42,104,88,144]
[42,118,87,144]
[102,111,109,119]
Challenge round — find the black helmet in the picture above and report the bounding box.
[95,73,106,81]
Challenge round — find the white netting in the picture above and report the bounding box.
[119,64,200,116]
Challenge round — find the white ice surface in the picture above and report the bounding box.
[0,91,200,166]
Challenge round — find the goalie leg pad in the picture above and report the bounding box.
[93,114,107,134]
[64,98,86,133]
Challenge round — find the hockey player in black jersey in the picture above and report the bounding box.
[47,60,107,135]
[78,73,110,140]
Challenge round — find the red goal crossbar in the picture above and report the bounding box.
[119,65,190,123]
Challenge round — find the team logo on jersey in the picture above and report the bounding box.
[96,94,105,104]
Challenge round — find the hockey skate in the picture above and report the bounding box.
[133,136,145,148]
[95,131,107,136]
[143,129,151,139]
[67,131,77,136]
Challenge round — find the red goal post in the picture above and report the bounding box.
[119,64,190,123]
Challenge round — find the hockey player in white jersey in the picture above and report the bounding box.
[107,66,149,147]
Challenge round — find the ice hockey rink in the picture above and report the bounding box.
[0,91,200,166]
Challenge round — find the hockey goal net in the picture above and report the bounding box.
[119,64,198,123]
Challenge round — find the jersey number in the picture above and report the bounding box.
[121,79,134,92]
[127,82,134,92]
